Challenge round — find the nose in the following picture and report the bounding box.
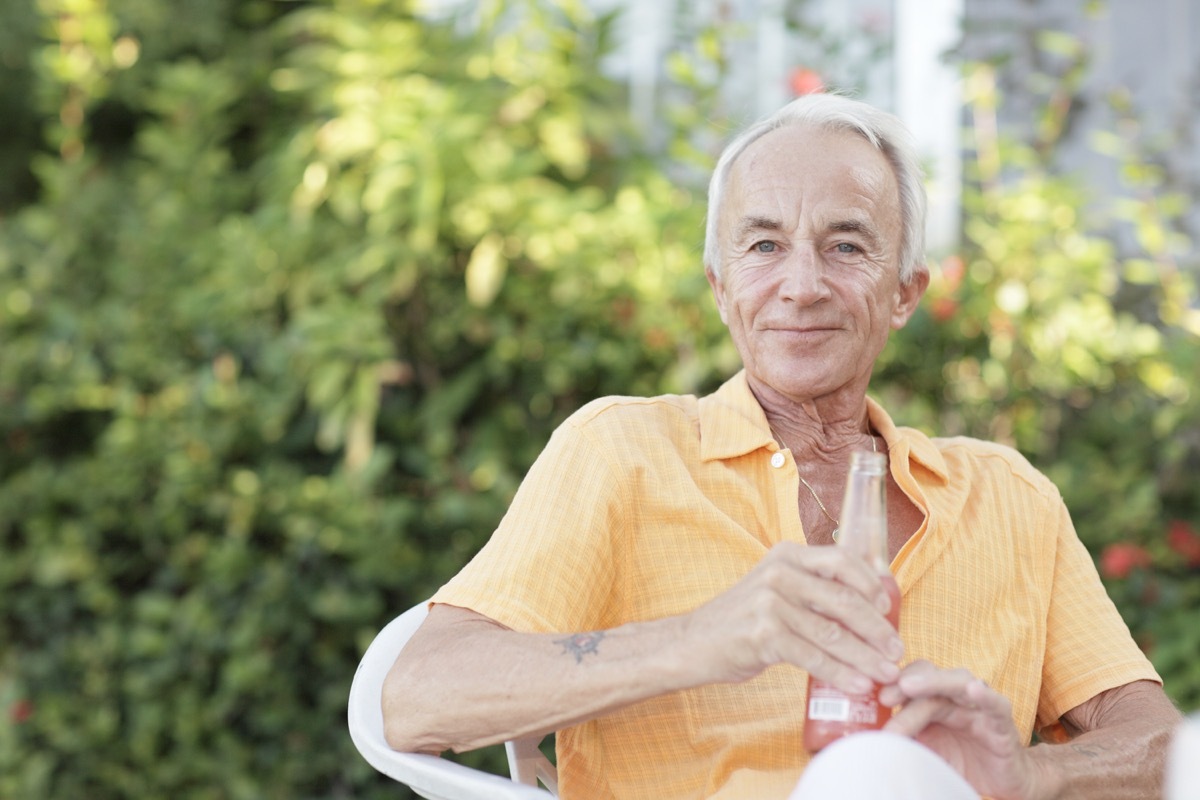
[778,244,831,305]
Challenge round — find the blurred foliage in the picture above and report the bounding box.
[0,0,1197,797]
[0,0,733,796]
[879,19,1200,712]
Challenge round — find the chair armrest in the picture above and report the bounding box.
[347,602,556,800]
[506,737,559,795]
[351,736,554,800]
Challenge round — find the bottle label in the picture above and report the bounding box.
[807,688,879,724]
[806,696,851,722]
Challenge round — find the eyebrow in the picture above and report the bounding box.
[733,216,784,241]
[829,218,881,248]
[733,215,882,247]
[729,214,777,236]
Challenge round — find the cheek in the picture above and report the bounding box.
[726,270,776,308]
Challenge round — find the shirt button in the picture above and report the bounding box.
[770,452,785,468]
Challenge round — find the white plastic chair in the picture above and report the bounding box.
[348,602,558,799]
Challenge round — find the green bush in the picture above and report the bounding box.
[1,2,1197,798]
[0,0,730,796]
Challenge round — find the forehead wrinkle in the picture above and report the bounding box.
[732,215,784,242]
[721,128,901,252]
[848,161,890,192]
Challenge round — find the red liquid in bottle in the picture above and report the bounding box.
[802,573,901,753]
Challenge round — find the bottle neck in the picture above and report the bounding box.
[837,451,889,572]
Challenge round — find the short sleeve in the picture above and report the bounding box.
[430,411,625,635]
[1037,495,1160,726]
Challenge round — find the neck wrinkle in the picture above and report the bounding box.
[747,378,874,466]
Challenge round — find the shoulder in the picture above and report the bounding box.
[542,392,703,470]
[873,399,1058,504]
[563,392,700,436]
[922,432,1060,502]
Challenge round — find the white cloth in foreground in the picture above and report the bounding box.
[1165,713,1200,800]
[789,732,978,800]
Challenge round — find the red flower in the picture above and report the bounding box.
[931,297,959,322]
[860,9,891,36]
[9,699,33,724]
[1099,542,1152,580]
[1167,520,1200,567]
[789,68,825,97]
[941,255,965,289]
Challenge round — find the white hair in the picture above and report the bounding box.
[704,93,927,284]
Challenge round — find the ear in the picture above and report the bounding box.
[890,262,930,329]
[706,266,730,325]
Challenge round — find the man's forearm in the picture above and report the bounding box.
[1027,682,1182,800]
[383,545,904,755]
[382,604,701,754]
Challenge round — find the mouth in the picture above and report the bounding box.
[765,325,839,334]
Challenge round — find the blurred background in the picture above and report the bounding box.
[1,0,1197,797]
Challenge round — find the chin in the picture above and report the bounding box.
[756,355,860,396]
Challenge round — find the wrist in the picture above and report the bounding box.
[1023,743,1066,800]
[627,612,715,693]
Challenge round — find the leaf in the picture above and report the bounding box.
[465,231,508,307]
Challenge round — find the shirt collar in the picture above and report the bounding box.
[697,370,950,483]
[865,397,949,483]
[698,371,777,461]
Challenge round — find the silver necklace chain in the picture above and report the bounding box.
[798,434,878,541]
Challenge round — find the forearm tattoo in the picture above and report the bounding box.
[554,631,605,664]
[1070,741,1109,759]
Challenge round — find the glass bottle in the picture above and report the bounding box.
[802,450,901,754]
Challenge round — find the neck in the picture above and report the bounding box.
[747,377,874,463]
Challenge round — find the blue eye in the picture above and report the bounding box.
[836,243,859,253]
[754,241,777,253]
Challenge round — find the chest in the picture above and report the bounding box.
[798,478,925,563]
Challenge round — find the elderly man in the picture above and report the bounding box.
[382,94,1180,798]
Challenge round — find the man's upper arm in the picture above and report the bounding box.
[429,414,626,636]
[1059,680,1180,738]
[401,603,511,660]
[382,604,524,753]
[1037,494,1161,726]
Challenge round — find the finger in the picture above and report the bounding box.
[772,546,905,663]
[788,598,902,682]
[878,681,905,707]
[767,631,878,695]
[752,554,902,681]
[769,599,902,688]
[778,543,897,616]
[885,689,1015,748]
[883,664,1012,735]
[883,695,968,737]
[727,545,902,687]
[898,666,992,709]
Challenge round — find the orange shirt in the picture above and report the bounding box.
[432,371,1159,799]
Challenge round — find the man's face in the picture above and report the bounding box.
[707,124,927,405]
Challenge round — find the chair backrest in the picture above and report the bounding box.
[347,602,557,800]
